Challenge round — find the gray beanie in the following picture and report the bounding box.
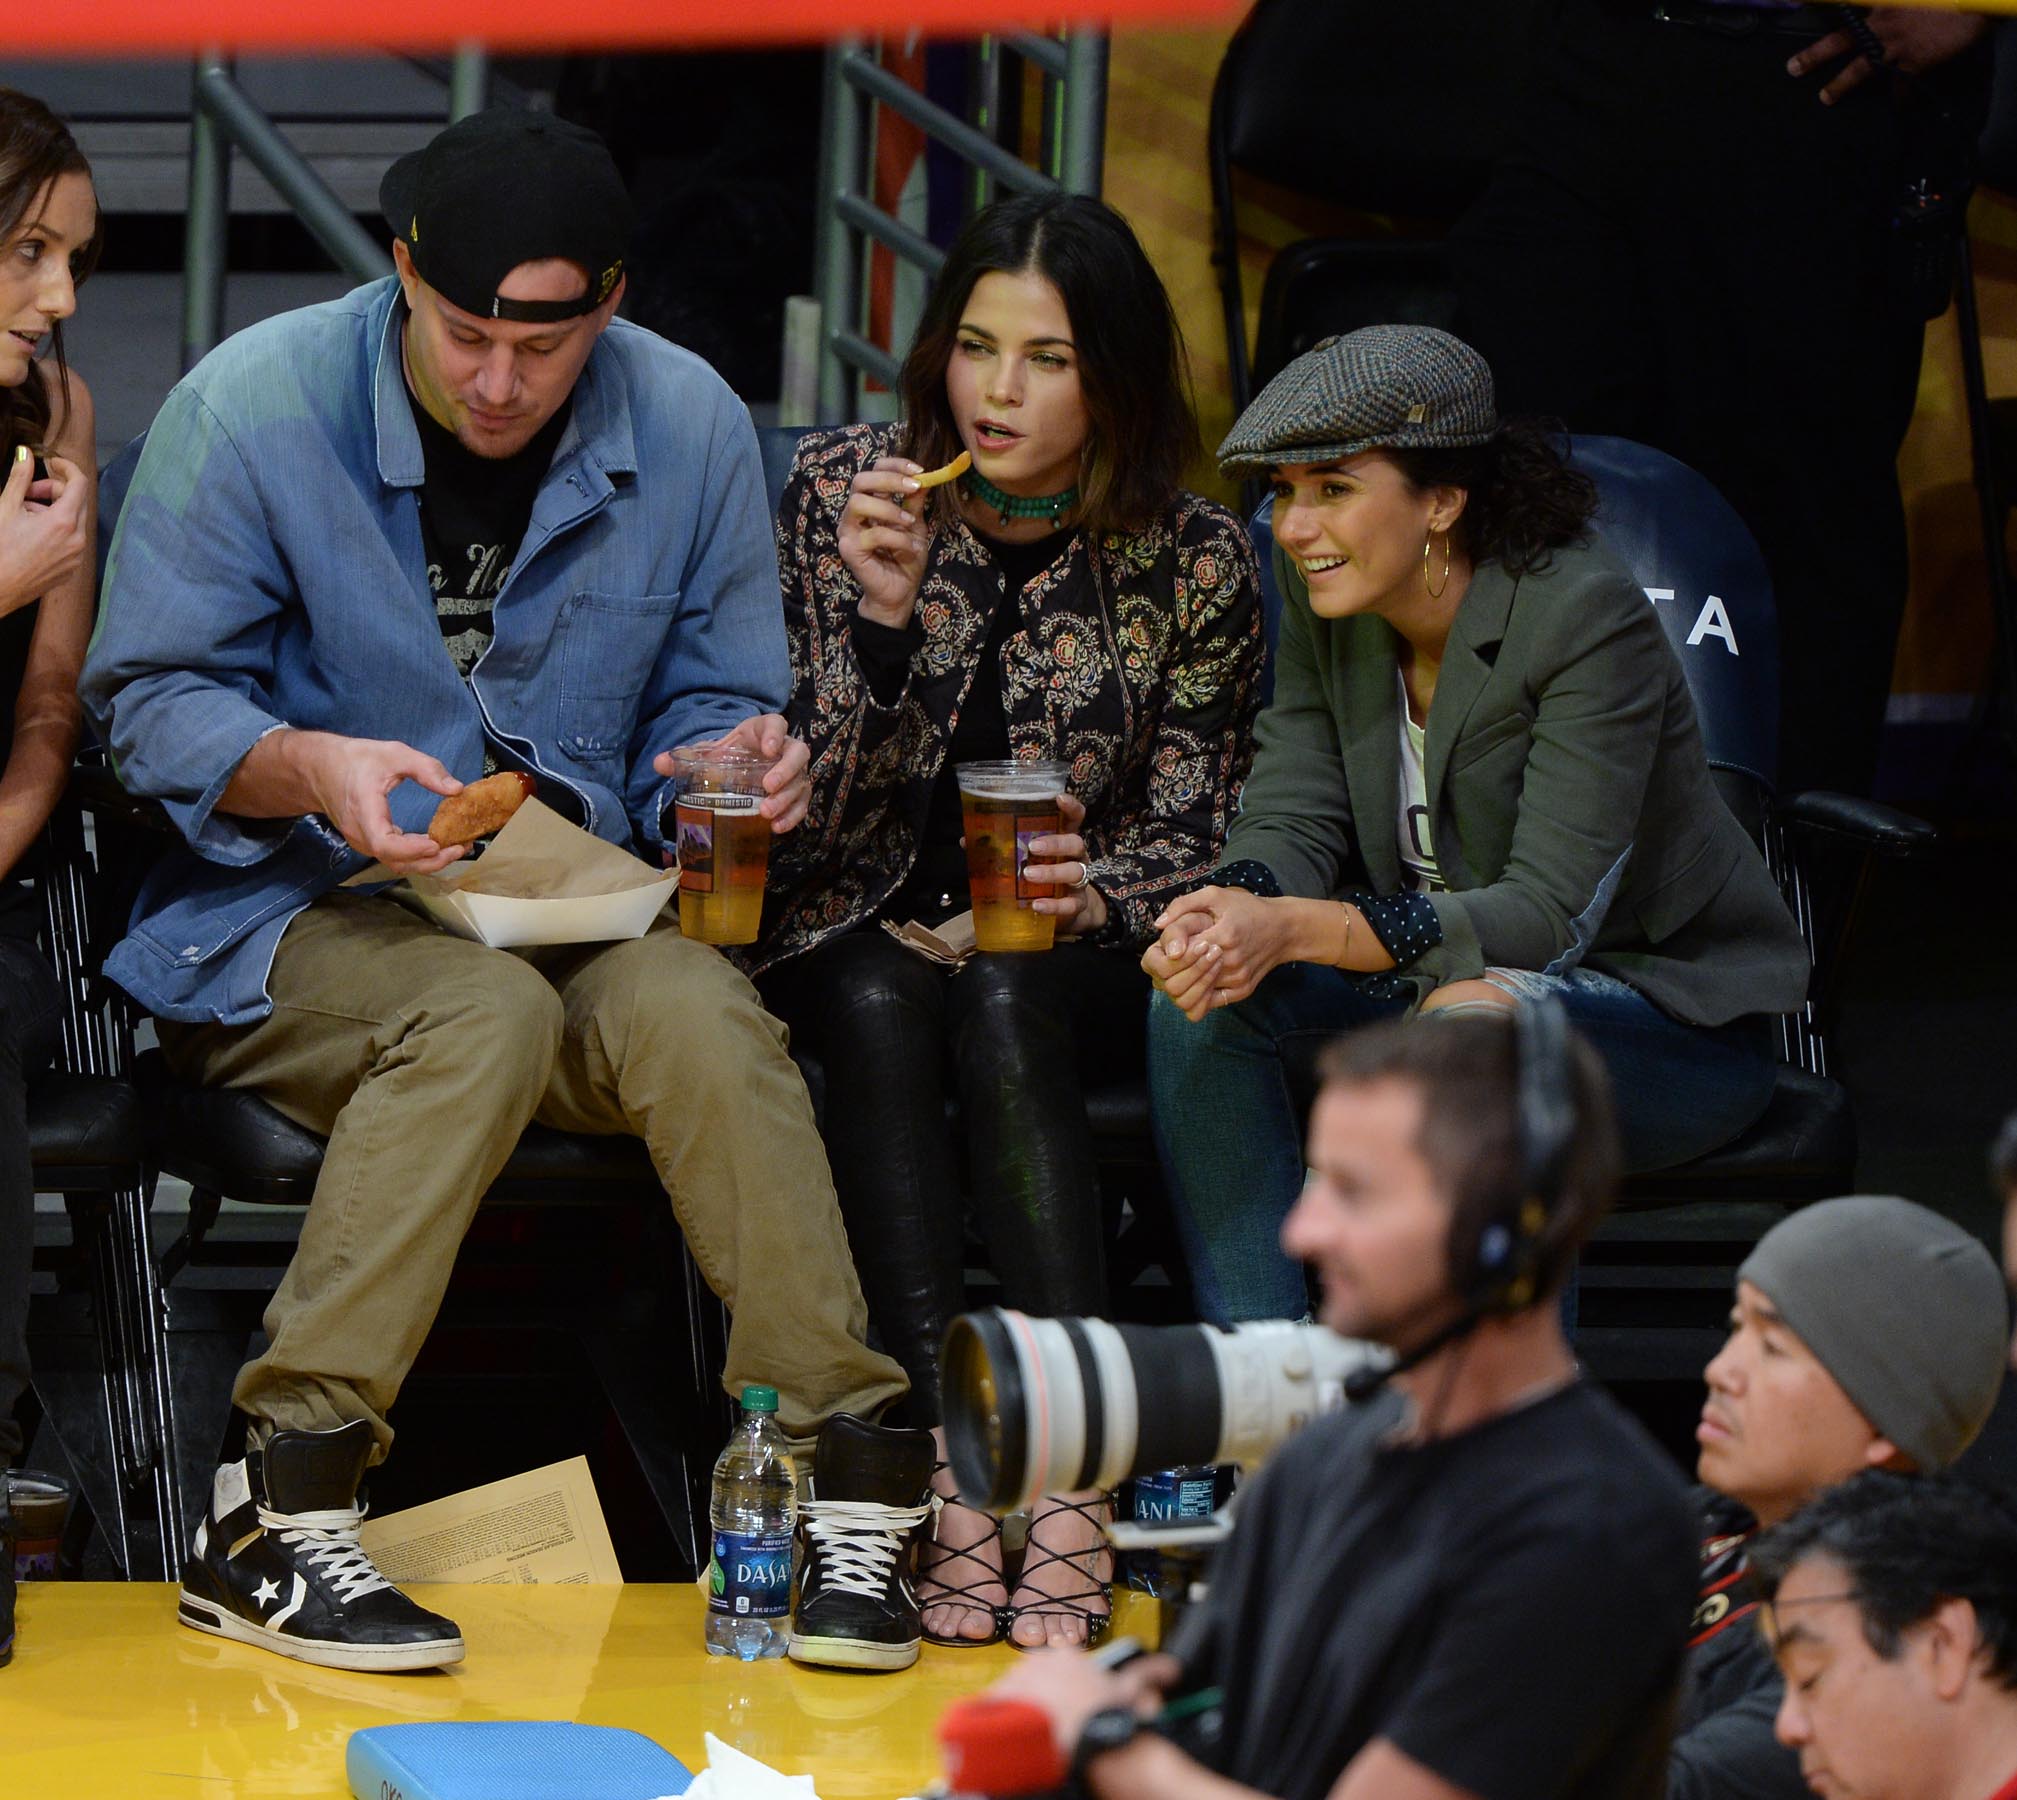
[1216,324,1499,477]
[1739,1195,2009,1470]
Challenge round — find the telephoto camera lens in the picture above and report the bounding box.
[942,1309,1386,1513]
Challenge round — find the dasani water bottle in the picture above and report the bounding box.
[705,1384,798,1660]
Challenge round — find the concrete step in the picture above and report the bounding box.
[0,56,542,215]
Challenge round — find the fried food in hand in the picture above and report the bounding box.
[427,771,534,847]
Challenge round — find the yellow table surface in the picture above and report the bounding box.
[0,1583,1158,1797]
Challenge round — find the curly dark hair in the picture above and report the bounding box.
[0,89,99,459]
[896,193,1198,534]
[1751,1470,2017,1688]
[1387,418,1598,577]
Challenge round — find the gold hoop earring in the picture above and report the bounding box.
[1423,531,1452,601]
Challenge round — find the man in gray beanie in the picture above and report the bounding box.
[1672,1195,2010,1800]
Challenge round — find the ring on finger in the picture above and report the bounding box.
[1068,860,1092,891]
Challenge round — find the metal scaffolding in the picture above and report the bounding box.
[811,33,1108,423]
[179,49,488,372]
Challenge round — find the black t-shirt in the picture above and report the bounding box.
[406,382,570,680]
[1169,1382,1696,1800]
[0,592,41,941]
[1670,1489,1806,1800]
[853,526,1074,924]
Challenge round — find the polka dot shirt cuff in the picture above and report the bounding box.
[1359,892,1441,968]
[1208,858,1284,900]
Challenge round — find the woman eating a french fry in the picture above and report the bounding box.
[748,194,1263,1654]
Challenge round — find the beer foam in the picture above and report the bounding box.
[958,772,1064,802]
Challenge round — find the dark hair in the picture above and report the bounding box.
[0,89,98,458]
[1751,1470,2017,1687]
[1315,1013,1619,1302]
[896,193,1198,534]
[1387,418,1598,577]
[1991,1109,2017,1198]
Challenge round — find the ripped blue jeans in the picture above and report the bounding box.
[1146,960,1777,1324]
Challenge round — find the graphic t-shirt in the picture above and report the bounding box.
[405,383,570,680]
[1396,669,1443,893]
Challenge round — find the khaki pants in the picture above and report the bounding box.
[160,891,907,1458]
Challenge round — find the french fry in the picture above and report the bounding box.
[914,450,972,490]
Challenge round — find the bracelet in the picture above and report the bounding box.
[1338,901,1354,970]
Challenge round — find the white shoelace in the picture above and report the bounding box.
[799,1498,934,1600]
[257,1502,394,1605]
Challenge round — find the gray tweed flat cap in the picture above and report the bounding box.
[1218,324,1499,476]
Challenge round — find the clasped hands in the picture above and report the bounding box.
[1141,886,1295,1021]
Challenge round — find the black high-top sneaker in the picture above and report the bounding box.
[1,1478,16,1670]
[177,1421,463,1672]
[789,1414,936,1671]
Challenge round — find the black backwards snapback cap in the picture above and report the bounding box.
[380,110,634,324]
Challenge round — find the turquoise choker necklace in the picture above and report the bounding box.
[963,466,1080,527]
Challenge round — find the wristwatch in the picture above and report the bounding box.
[1071,1706,1147,1787]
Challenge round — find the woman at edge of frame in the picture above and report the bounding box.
[747,193,1265,1651]
[1144,324,1809,1327]
[0,86,101,1669]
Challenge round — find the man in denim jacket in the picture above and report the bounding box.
[82,111,906,1673]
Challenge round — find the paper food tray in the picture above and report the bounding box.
[400,876,673,948]
[348,796,677,948]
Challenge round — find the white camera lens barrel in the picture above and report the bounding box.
[1204,1322,1387,1471]
[942,1310,1378,1513]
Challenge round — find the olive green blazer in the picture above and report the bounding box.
[1221,535,1809,1027]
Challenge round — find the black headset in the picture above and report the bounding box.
[1341,996,1581,1403]
[1456,992,1577,1312]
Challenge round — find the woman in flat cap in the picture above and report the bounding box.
[1146,325,1809,1324]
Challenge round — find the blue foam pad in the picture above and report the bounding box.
[347,1722,693,1799]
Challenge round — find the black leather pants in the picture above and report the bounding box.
[761,929,1149,1424]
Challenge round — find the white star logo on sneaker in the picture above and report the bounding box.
[252,1577,280,1609]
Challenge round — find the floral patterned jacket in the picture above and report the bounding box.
[747,422,1265,973]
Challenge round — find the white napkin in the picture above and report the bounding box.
[671,1732,822,1800]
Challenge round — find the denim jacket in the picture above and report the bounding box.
[82,277,787,1025]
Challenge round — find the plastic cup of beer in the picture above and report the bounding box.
[956,759,1072,953]
[669,746,775,947]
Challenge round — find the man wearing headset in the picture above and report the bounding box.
[993,1010,1696,1800]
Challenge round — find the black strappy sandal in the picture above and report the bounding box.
[917,1468,1009,1648]
[1006,1491,1113,1651]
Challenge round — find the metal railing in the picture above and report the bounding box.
[811,33,1108,422]
[179,48,491,372]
